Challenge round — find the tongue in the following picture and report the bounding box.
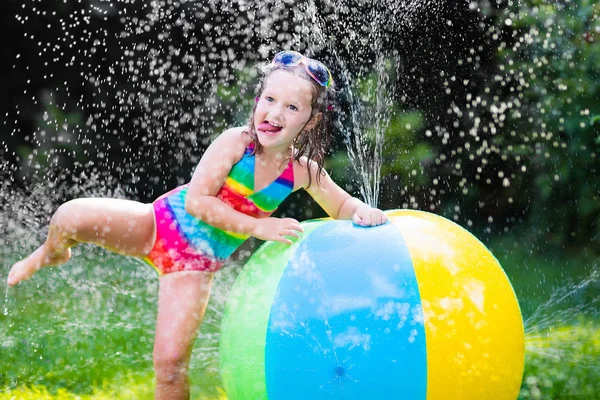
[258,122,282,133]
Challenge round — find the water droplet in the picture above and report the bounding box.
[3,284,9,316]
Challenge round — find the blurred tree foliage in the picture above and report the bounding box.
[337,0,599,254]
[491,0,599,250]
[0,0,597,252]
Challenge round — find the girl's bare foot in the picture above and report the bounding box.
[7,245,71,286]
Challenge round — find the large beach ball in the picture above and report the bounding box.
[220,210,524,399]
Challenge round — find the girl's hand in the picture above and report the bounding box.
[352,205,388,227]
[253,217,304,245]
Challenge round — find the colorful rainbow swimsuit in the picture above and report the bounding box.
[143,144,295,275]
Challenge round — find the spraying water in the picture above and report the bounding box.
[1,0,598,396]
[298,0,440,207]
[524,261,600,371]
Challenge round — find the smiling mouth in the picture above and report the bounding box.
[257,121,283,135]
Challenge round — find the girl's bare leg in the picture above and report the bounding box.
[153,271,214,400]
[7,198,156,286]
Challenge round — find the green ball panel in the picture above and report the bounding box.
[219,220,325,400]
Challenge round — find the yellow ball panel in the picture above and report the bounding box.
[387,210,524,400]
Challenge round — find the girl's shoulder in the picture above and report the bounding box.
[216,126,254,157]
[221,125,253,143]
[292,155,329,190]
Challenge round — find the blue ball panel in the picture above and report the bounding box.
[265,221,427,399]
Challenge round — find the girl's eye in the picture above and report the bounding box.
[265,96,274,102]
[288,105,298,111]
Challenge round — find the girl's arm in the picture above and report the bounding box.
[185,129,303,243]
[303,159,387,226]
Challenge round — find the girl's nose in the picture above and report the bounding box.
[268,106,284,119]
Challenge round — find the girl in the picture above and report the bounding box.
[7,50,387,399]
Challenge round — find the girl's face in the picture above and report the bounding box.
[253,69,318,152]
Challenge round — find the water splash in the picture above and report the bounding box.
[525,263,600,336]
[0,173,238,393]
[524,260,600,370]
[3,285,9,316]
[298,0,438,207]
[2,0,598,395]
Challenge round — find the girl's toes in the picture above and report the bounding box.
[7,261,24,286]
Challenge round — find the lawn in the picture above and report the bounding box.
[1,238,598,399]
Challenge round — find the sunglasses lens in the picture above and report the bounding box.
[273,51,303,66]
[307,60,331,86]
[273,51,332,87]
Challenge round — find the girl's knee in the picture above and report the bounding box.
[51,200,85,232]
[153,351,190,384]
[53,200,81,221]
[53,199,104,231]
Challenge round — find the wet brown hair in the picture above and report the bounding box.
[244,62,336,188]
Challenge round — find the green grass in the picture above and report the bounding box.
[0,374,157,400]
[1,239,598,399]
[0,380,227,400]
[0,245,236,399]
[521,324,600,399]
[491,237,600,400]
